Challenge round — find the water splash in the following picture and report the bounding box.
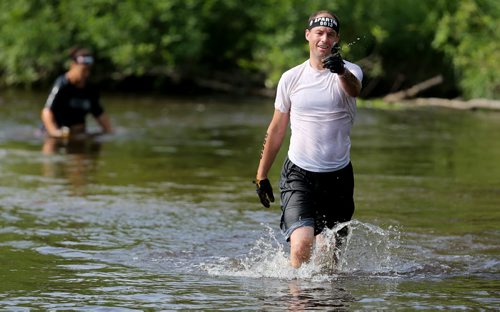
[337,221,402,274]
[202,220,404,281]
[346,36,365,47]
[203,225,296,279]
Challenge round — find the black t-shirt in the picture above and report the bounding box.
[44,75,104,128]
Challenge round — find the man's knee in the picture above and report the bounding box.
[290,226,315,267]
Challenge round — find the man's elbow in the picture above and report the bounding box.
[345,84,361,97]
[351,85,362,97]
[41,107,52,122]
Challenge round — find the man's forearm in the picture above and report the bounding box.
[256,111,289,180]
[256,130,284,180]
[96,113,113,133]
[41,108,61,137]
[339,70,361,97]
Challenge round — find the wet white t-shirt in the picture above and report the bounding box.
[275,60,363,172]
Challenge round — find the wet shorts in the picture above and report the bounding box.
[279,157,355,241]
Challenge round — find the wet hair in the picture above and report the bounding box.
[69,46,92,59]
[307,10,340,33]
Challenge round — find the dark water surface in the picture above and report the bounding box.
[1,90,499,310]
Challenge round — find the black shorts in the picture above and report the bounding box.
[279,157,355,241]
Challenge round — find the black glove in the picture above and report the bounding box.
[254,178,275,208]
[322,43,345,75]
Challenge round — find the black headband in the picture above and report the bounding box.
[307,16,339,33]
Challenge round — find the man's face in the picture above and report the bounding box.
[305,21,339,59]
[75,63,92,81]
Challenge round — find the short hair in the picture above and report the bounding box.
[68,46,93,60]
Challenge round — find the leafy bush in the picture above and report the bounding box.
[0,0,498,99]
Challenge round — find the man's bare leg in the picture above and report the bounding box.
[290,226,315,268]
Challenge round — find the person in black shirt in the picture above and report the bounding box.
[41,47,112,138]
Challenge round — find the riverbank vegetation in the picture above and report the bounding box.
[0,0,498,100]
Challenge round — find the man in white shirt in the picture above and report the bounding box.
[254,10,363,268]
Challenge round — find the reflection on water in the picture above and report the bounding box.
[0,91,499,310]
[41,136,103,195]
[283,280,356,311]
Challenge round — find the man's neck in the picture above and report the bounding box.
[309,57,326,71]
[65,72,85,88]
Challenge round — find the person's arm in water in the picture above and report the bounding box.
[255,110,289,207]
[41,107,66,138]
[95,113,112,134]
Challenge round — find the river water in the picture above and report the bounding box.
[0,90,499,310]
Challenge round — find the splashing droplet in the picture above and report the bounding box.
[201,221,405,280]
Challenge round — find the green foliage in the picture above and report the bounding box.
[0,0,70,84]
[433,0,500,99]
[0,0,498,99]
